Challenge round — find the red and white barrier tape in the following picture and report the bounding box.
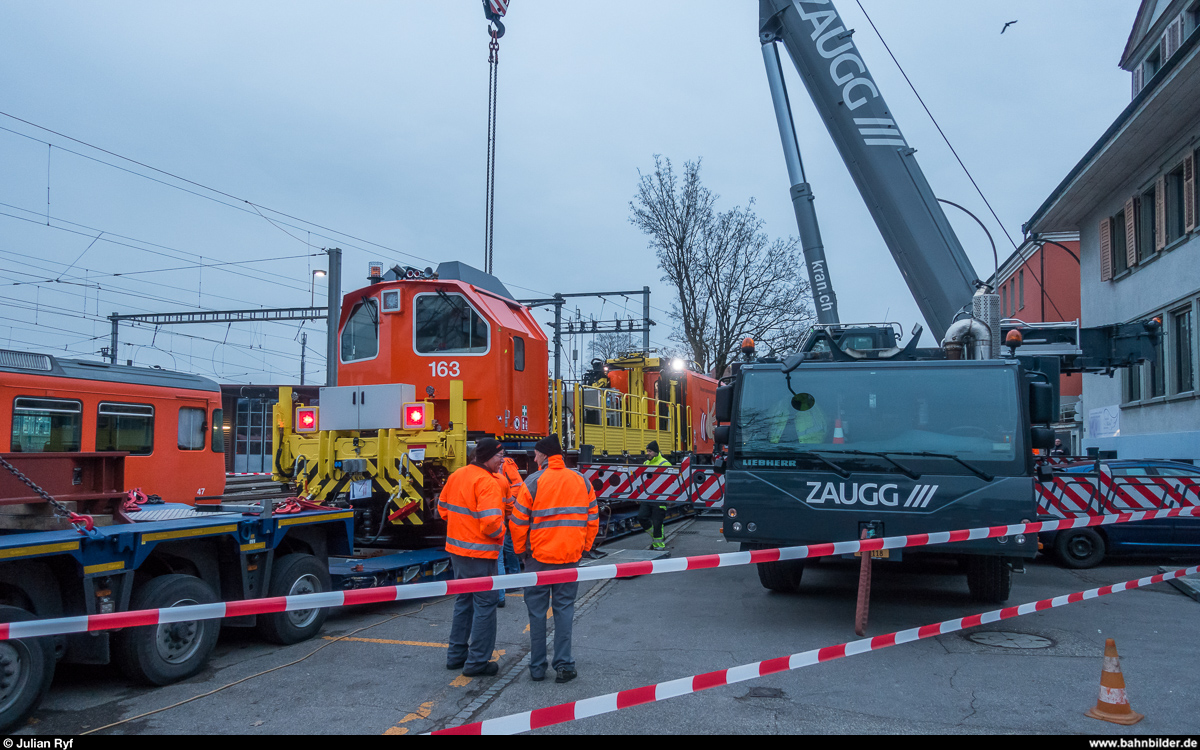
[226,472,273,477]
[3,506,1197,642]
[433,564,1200,735]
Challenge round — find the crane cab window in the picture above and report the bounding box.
[341,297,380,363]
[10,397,82,452]
[97,402,155,455]
[178,407,207,451]
[414,293,489,354]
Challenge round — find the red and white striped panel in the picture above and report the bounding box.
[433,563,1200,734]
[1037,468,1200,518]
[4,507,1197,642]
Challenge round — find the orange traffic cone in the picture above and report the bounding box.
[1086,639,1143,725]
[832,418,845,444]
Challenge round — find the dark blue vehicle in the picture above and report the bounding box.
[1040,460,1200,568]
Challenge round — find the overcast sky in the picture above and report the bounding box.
[0,1,1137,384]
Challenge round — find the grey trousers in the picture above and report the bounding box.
[523,558,579,674]
[447,554,500,672]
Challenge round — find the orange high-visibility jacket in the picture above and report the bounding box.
[439,463,506,559]
[509,455,599,565]
[497,458,523,517]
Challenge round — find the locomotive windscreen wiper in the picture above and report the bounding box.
[794,451,851,478]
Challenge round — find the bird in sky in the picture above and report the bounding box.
[1001,20,1018,34]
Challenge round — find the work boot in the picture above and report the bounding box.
[555,668,577,684]
[462,662,499,677]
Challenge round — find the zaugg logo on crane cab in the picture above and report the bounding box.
[805,482,939,508]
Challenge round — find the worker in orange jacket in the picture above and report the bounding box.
[440,437,507,677]
[496,457,523,607]
[509,434,598,683]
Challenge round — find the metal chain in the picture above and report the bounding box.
[0,454,77,520]
[484,28,500,275]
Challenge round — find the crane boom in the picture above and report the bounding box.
[760,0,978,336]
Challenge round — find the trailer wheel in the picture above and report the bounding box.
[0,606,56,731]
[756,559,804,593]
[1054,529,1105,569]
[256,554,331,645]
[965,556,1012,603]
[114,574,220,686]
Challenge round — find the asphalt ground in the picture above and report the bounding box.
[15,518,1200,736]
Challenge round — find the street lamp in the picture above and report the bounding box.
[311,269,327,307]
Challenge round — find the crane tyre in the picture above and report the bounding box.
[0,606,56,731]
[114,574,220,686]
[756,559,804,593]
[256,554,331,645]
[965,556,1012,603]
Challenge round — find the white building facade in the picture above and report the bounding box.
[1025,0,1200,459]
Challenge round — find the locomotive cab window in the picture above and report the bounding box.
[211,408,225,453]
[414,293,489,354]
[178,407,207,451]
[10,397,82,452]
[341,297,380,363]
[513,336,525,371]
[96,402,154,455]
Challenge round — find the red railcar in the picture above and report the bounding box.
[0,349,226,503]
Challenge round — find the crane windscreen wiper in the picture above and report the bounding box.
[810,449,921,480]
[871,451,995,482]
[794,452,851,478]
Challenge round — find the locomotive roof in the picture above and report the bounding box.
[0,349,221,393]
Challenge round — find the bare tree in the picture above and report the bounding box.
[629,156,716,369]
[630,157,815,378]
[588,330,638,361]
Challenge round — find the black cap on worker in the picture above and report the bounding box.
[535,434,563,457]
[474,438,503,464]
[646,440,660,454]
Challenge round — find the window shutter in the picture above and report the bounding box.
[1156,175,1167,251]
[1125,196,1138,267]
[1100,216,1112,282]
[1185,151,1196,233]
[1160,34,1169,65]
[1133,66,1143,97]
[1166,17,1182,58]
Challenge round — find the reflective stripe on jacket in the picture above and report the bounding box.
[439,463,506,559]
[509,455,599,565]
[644,455,671,467]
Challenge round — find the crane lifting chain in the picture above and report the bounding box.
[482,0,507,275]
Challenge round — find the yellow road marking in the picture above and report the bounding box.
[322,636,447,648]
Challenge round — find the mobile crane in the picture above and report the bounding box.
[715,0,1159,603]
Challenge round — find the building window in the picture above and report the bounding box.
[1166,163,1186,244]
[1175,307,1195,393]
[1113,209,1129,274]
[1127,361,1143,402]
[10,398,82,452]
[96,402,154,455]
[1143,47,1161,79]
[1149,338,1166,399]
[1018,270,1025,310]
[212,408,225,453]
[1139,185,1157,260]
